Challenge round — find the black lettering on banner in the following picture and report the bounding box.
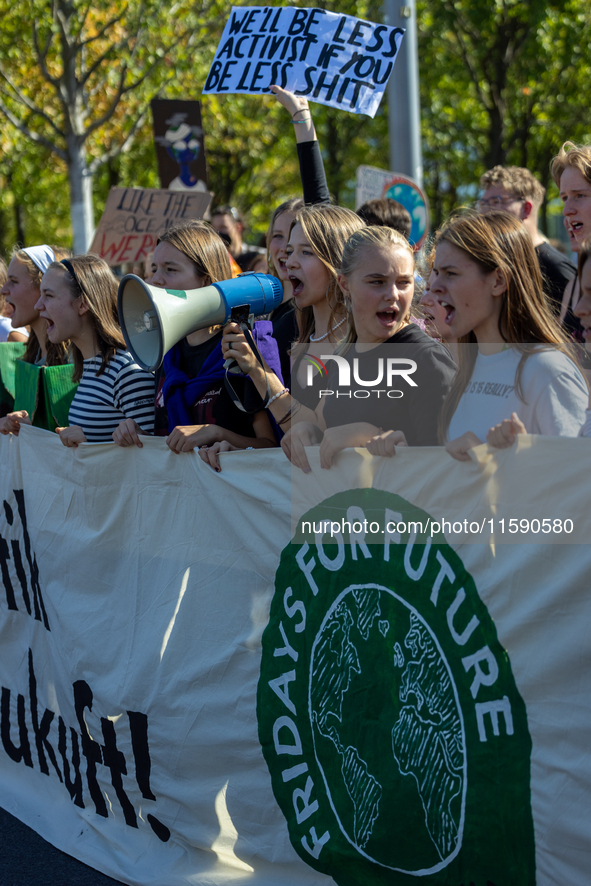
[0,649,170,840]
[101,717,137,828]
[304,8,325,35]
[295,67,316,97]
[384,27,405,57]
[15,490,49,629]
[288,8,309,35]
[74,679,108,818]
[332,15,347,43]
[29,649,62,780]
[0,491,49,629]
[366,24,387,52]
[228,8,249,34]
[347,20,372,46]
[317,42,342,69]
[1,687,33,767]
[267,35,285,59]
[242,8,261,33]
[58,717,84,807]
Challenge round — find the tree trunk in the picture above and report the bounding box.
[67,135,94,254]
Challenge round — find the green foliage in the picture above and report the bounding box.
[0,0,590,251]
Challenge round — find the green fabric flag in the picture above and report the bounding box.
[0,342,27,412]
[14,361,77,431]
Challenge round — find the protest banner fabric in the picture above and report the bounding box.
[203,6,404,118]
[0,428,590,885]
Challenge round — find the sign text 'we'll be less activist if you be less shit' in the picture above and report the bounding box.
[203,6,404,117]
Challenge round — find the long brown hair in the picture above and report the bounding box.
[289,205,365,343]
[47,254,125,382]
[437,211,577,442]
[156,220,232,284]
[12,246,71,365]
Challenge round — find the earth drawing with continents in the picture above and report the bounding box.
[257,489,536,886]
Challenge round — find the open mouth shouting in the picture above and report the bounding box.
[438,299,456,325]
[376,306,399,328]
[289,275,303,296]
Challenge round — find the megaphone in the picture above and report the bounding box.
[117,272,283,371]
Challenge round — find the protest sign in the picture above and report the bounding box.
[0,428,590,884]
[90,187,212,266]
[203,6,404,118]
[151,99,209,192]
[356,165,430,250]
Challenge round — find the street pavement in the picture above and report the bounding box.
[0,806,121,885]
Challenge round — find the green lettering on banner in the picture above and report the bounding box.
[257,489,535,885]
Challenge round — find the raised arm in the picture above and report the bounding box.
[270,85,330,205]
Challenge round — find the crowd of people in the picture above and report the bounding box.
[1,86,591,473]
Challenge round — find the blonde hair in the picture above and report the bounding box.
[12,246,71,365]
[290,204,365,343]
[551,141,591,188]
[47,254,124,382]
[480,166,545,206]
[0,257,6,314]
[338,226,415,344]
[435,211,577,442]
[157,220,232,284]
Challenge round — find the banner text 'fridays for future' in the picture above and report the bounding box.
[203,6,404,118]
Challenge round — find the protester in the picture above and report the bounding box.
[1,246,70,363]
[277,225,456,472]
[487,235,591,447]
[210,205,265,272]
[113,220,277,465]
[0,258,28,342]
[32,255,155,446]
[552,142,591,332]
[365,212,587,462]
[0,246,73,435]
[430,212,586,460]
[477,165,578,328]
[356,198,412,240]
[221,204,365,441]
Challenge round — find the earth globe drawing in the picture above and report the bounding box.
[309,583,466,875]
[384,177,429,251]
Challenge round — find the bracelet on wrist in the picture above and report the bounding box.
[267,387,290,406]
[291,112,312,124]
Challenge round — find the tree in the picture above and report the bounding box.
[0,0,218,252]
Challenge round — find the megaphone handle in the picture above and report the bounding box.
[224,323,273,414]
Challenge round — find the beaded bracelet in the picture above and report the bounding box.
[267,387,290,406]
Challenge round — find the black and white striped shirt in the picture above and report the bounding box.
[68,349,155,442]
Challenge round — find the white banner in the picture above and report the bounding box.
[203,6,404,118]
[0,427,590,885]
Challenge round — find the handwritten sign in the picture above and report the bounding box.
[203,6,404,118]
[90,187,212,266]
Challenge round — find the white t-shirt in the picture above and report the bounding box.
[0,317,28,342]
[448,346,588,441]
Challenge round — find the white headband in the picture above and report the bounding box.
[22,245,55,274]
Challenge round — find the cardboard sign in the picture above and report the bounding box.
[151,99,209,192]
[203,6,404,118]
[90,187,212,266]
[356,165,430,250]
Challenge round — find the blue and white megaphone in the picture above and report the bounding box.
[118,272,283,372]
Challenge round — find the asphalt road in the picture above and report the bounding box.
[0,806,121,885]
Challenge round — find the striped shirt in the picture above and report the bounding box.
[68,349,155,442]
